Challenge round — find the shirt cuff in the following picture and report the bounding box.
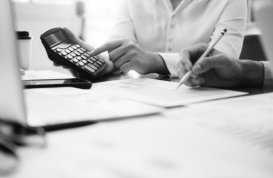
[158,53,180,77]
[262,61,273,90]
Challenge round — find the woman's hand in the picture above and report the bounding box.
[90,39,169,75]
[180,44,264,88]
[54,28,114,79]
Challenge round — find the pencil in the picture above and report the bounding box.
[175,28,227,90]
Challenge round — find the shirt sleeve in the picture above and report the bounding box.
[262,61,273,90]
[212,0,247,58]
[158,53,181,77]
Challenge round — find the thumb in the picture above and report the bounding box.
[192,54,227,75]
[63,27,95,52]
[63,27,80,43]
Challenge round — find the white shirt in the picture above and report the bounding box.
[109,0,247,77]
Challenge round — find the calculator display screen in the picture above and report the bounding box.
[44,30,66,47]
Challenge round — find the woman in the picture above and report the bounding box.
[66,0,248,78]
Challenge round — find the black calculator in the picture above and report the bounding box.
[40,28,107,79]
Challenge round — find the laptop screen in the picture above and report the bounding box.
[0,0,27,124]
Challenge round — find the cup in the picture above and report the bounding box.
[17,31,32,70]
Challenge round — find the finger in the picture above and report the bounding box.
[184,78,199,87]
[90,40,125,56]
[63,27,81,44]
[192,77,205,86]
[95,60,114,77]
[119,62,132,74]
[109,45,129,62]
[184,76,205,87]
[192,54,226,75]
[182,44,209,64]
[113,53,130,69]
[179,43,208,76]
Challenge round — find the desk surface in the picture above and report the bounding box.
[7,68,273,178]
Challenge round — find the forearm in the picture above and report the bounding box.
[238,60,264,87]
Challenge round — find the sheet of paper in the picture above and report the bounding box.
[21,70,74,81]
[25,87,162,127]
[167,92,273,157]
[95,78,248,107]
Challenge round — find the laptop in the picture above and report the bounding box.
[0,0,161,128]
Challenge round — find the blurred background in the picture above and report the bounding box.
[11,0,265,69]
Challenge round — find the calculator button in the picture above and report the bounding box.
[87,59,94,64]
[81,48,87,52]
[89,57,97,62]
[77,56,82,61]
[75,44,80,48]
[75,51,81,56]
[72,46,77,50]
[72,58,79,63]
[93,56,99,60]
[96,61,103,66]
[94,63,100,68]
[84,66,95,73]
[78,61,84,67]
[78,49,84,53]
[65,49,71,53]
[81,55,87,60]
[99,59,105,63]
[67,54,73,59]
[68,47,74,51]
[82,60,87,64]
[84,54,90,58]
[71,53,76,57]
[90,57,97,61]
[56,48,62,52]
[61,51,67,56]
[88,64,98,70]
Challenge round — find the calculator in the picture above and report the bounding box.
[40,28,107,79]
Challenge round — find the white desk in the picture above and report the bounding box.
[8,92,273,178]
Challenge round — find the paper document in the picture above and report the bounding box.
[14,102,273,178]
[95,78,247,107]
[25,87,162,127]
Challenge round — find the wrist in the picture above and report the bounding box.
[238,60,264,87]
